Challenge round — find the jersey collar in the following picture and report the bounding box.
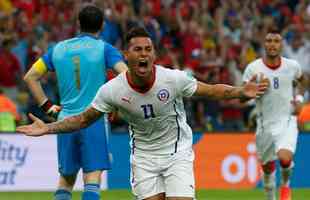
[77,33,99,40]
[263,57,282,70]
[126,65,156,94]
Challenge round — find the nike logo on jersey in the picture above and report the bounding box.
[121,97,131,104]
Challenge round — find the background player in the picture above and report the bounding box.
[18,27,269,200]
[243,30,308,200]
[23,5,127,200]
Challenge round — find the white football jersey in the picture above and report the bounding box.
[92,65,197,156]
[243,57,302,130]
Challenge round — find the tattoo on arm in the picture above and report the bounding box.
[47,107,103,134]
[196,82,243,100]
[223,88,234,99]
[222,86,243,99]
[299,75,308,90]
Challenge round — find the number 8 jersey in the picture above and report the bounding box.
[92,65,198,156]
[243,57,302,130]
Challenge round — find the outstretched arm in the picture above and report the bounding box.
[195,82,245,99]
[17,107,103,136]
[194,75,269,100]
[47,107,102,133]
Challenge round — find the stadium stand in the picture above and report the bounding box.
[0,0,309,132]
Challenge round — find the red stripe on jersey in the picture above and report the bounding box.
[263,57,282,70]
[126,65,156,93]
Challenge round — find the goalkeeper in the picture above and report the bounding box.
[23,5,127,200]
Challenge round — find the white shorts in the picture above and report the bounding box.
[256,117,298,164]
[130,149,195,200]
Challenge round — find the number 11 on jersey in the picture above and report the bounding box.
[141,104,155,119]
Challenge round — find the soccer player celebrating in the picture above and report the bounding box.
[23,5,127,200]
[18,27,268,200]
[243,30,308,200]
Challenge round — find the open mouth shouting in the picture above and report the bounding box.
[139,59,148,67]
[136,59,150,76]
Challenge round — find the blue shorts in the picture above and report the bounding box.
[57,117,111,176]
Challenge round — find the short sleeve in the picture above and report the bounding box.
[41,46,55,71]
[175,70,198,97]
[243,64,254,83]
[91,84,116,113]
[104,43,124,70]
[294,60,302,80]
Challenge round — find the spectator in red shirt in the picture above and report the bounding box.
[0,35,22,102]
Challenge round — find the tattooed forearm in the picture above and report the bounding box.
[212,85,243,99]
[47,115,84,133]
[222,87,244,99]
[195,82,244,100]
[297,74,308,94]
[47,107,103,134]
[223,88,234,99]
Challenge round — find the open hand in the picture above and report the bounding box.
[243,74,270,99]
[16,113,49,137]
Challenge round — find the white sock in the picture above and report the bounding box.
[263,171,276,200]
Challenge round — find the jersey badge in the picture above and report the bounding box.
[157,89,170,102]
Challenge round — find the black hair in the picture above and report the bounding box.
[266,27,281,35]
[125,27,151,48]
[78,5,103,33]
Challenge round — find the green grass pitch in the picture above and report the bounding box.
[1,189,310,200]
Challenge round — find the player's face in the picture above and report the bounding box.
[264,33,282,57]
[125,37,156,79]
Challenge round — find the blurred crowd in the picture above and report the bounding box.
[0,0,310,132]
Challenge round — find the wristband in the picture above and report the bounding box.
[40,99,60,118]
[40,99,54,113]
[296,94,304,103]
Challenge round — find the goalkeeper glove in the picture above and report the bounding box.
[40,99,61,119]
